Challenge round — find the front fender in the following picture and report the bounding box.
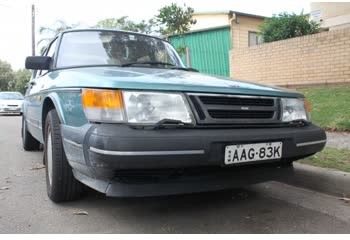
[44,92,67,125]
[42,89,88,134]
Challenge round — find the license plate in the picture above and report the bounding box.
[225,142,282,165]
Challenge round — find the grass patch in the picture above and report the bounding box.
[299,86,350,130]
[299,147,350,173]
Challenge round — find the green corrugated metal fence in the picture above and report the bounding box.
[170,26,231,77]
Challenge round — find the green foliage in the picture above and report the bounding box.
[95,17,156,34]
[39,20,78,35]
[258,12,320,43]
[176,46,186,55]
[155,3,196,36]
[0,60,14,91]
[8,69,32,94]
[156,3,196,56]
[300,147,350,173]
[38,20,80,53]
[0,59,31,94]
[299,86,350,130]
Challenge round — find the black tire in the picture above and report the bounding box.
[22,116,41,151]
[44,109,84,202]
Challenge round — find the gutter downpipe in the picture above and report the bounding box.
[229,13,240,49]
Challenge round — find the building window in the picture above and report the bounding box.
[248,31,262,47]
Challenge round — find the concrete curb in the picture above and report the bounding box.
[278,163,350,197]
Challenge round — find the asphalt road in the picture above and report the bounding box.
[1,116,350,234]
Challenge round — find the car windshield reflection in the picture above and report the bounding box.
[56,30,185,69]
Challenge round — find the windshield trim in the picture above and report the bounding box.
[52,64,192,72]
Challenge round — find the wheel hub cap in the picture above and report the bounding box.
[47,130,53,186]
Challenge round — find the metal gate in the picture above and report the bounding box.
[170,26,231,77]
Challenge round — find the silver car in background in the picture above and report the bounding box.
[0,92,24,115]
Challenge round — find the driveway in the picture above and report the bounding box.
[0,116,350,233]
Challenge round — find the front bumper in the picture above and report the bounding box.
[61,124,326,196]
[0,107,22,114]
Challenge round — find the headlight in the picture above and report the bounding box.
[281,98,311,122]
[123,91,194,124]
[82,89,194,124]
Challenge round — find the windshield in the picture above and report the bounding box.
[0,92,24,100]
[57,31,185,69]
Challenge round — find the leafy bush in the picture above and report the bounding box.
[259,12,320,43]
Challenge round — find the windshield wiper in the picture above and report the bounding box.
[121,61,176,67]
[120,61,199,72]
[169,67,199,72]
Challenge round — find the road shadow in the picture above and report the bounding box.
[54,185,272,233]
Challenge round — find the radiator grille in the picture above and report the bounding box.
[208,110,275,119]
[188,93,280,124]
[199,96,274,107]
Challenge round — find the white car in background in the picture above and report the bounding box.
[0,92,24,115]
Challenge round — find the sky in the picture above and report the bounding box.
[0,0,312,70]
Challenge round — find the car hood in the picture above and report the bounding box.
[50,67,303,98]
[0,100,23,106]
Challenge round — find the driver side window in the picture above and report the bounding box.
[38,38,57,77]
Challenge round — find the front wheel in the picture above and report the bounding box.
[44,109,84,202]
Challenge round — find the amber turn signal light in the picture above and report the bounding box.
[82,89,124,109]
[304,99,311,112]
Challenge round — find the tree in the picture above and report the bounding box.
[95,17,156,34]
[8,69,32,94]
[0,59,31,94]
[38,20,80,54]
[155,3,196,55]
[258,12,320,43]
[0,60,14,91]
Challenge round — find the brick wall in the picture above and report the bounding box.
[229,27,350,87]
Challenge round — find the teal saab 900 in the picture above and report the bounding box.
[23,29,326,202]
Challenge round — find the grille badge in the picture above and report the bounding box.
[240,107,250,110]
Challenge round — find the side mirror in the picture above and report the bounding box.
[25,56,52,70]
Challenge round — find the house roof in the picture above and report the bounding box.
[193,11,231,15]
[229,11,267,19]
[193,10,268,19]
[169,25,231,37]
